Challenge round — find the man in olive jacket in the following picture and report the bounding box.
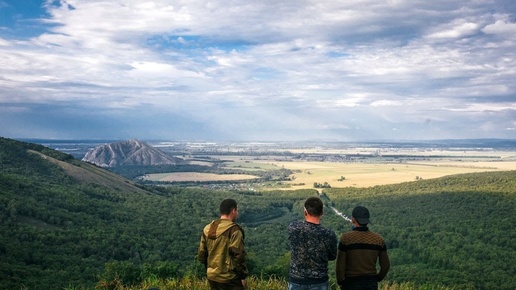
[198,199,248,290]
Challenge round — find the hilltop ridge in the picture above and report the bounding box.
[82,139,179,167]
[29,149,147,194]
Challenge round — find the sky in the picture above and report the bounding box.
[0,0,515,142]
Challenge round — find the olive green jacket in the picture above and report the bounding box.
[198,219,248,283]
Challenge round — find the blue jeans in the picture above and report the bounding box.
[288,281,329,290]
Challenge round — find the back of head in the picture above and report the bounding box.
[220,198,238,215]
[304,197,323,217]
[352,205,370,225]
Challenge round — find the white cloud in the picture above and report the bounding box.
[0,0,515,140]
[426,21,480,39]
[448,102,516,112]
[0,37,10,46]
[483,19,516,37]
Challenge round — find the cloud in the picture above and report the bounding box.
[426,21,481,40]
[483,19,516,37]
[0,0,515,140]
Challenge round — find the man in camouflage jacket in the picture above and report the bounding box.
[198,199,248,290]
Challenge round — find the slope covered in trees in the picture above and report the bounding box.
[0,137,514,289]
[323,172,516,290]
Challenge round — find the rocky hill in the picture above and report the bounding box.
[82,139,178,167]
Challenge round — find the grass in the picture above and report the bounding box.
[65,276,461,290]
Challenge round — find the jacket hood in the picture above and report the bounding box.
[205,218,237,239]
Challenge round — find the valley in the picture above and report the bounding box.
[1,137,515,289]
[30,138,516,189]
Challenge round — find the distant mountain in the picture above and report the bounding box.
[82,139,178,167]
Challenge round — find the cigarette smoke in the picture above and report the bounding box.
[329,205,352,222]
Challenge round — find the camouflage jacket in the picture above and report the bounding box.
[198,219,248,283]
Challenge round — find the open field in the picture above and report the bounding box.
[142,172,258,182]
[140,144,516,189]
[215,152,516,188]
[143,158,516,189]
[273,160,516,188]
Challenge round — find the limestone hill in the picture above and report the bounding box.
[82,139,179,167]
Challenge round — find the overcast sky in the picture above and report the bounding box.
[1,0,515,141]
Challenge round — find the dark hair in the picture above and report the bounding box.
[304,197,323,217]
[220,199,238,215]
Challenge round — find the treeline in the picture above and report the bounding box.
[1,137,515,290]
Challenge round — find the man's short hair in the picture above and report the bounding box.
[220,199,238,215]
[304,196,323,217]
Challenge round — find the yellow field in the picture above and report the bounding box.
[141,149,516,189]
[263,159,516,188]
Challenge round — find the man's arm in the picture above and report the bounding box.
[328,232,338,261]
[377,246,390,281]
[197,232,208,267]
[228,226,248,279]
[336,239,347,285]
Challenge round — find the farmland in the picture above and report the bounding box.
[143,141,516,189]
[142,172,258,182]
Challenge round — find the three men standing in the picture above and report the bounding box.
[198,198,389,290]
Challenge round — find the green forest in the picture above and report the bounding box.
[0,137,515,289]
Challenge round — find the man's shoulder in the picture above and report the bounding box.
[288,220,303,229]
[318,225,337,238]
[340,229,385,244]
[289,220,300,225]
[363,229,384,239]
[202,220,214,231]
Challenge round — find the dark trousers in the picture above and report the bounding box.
[208,279,245,290]
[340,276,378,290]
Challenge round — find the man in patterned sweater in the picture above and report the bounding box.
[288,196,338,290]
[336,206,390,290]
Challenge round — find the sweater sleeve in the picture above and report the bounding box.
[328,231,338,261]
[336,241,347,285]
[377,246,390,281]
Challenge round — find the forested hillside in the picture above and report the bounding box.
[0,137,310,289]
[1,137,515,290]
[323,172,516,290]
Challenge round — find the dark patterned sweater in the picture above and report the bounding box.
[288,221,338,284]
[336,227,390,284]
